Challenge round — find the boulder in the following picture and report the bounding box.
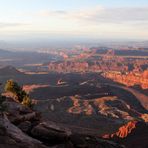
[31,121,124,148]
[31,121,71,145]
[12,112,40,124]
[18,121,32,133]
[70,134,125,148]
[0,114,47,148]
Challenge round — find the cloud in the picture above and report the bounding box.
[2,6,147,40]
[39,10,68,17]
[0,22,29,28]
[94,7,148,23]
[37,6,148,25]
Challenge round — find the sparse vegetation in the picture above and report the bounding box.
[5,79,32,107]
[5,79,23,102]
[22,95,32,108]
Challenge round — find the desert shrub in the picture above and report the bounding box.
[22,95,32,108]
[5,79,21,94]
[5,80,32,107]
[5,79,23,102]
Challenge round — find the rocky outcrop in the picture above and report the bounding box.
[69,134,125,148]
[103,70,148,89]
[0,114,125,148]
[23,84,49,93]
[0,97,125,148]
[45,52,148,90]
[68,96,140,120]
[31,121,124,148]
[31,121,71,145]
[46,54,148,74]
[103,121,137,139]
[0,114,47,148]
[18,121,32,133]
[11,112,39,124]
[103,121,148,148]
[3,98,40,124]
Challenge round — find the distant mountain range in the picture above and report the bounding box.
[0,40,148,51]
[0,49,16,58]
[0,49,12,53]
[0,49,58,67]
[0,66,23,76]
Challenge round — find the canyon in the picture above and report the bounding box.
[0,46,148,147]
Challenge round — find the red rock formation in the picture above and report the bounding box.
[143,70,148,79]
[103,70,148,89]
[46,53,148,75]
[57,79,67,85]
[68,96,140,120]
[103,121,137,139]
[23,84,49,93]
[102,121,148,148]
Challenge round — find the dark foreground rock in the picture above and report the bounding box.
[0,97,125,148]
[103,121,148,148]
[18,121,32,133]
[31,121,125,148]
[0,114,47,148]
[31,121,71,145]
[0,114,125,148]
[69,134,125,148]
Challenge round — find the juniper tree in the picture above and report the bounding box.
[5,80,32,107]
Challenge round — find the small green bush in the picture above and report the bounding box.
[5,79,32,108]
[22,95,32,108]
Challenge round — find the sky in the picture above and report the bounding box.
[0,0,148,41]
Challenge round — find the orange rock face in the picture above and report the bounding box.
[68,96,93,115]
[143,70,148,79]
[102,121,148,148]
[103,70,148,89]
[112,121,137,138]
[68,96,140,120]
[103,121,137,139]
[23,84,49,93]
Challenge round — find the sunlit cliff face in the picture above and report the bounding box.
[68,96,140,120]
[103,70,148,89]
[143,70,148,79]
[103,121,137,138]
[23,84,49,93]
[68,96,93,115]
